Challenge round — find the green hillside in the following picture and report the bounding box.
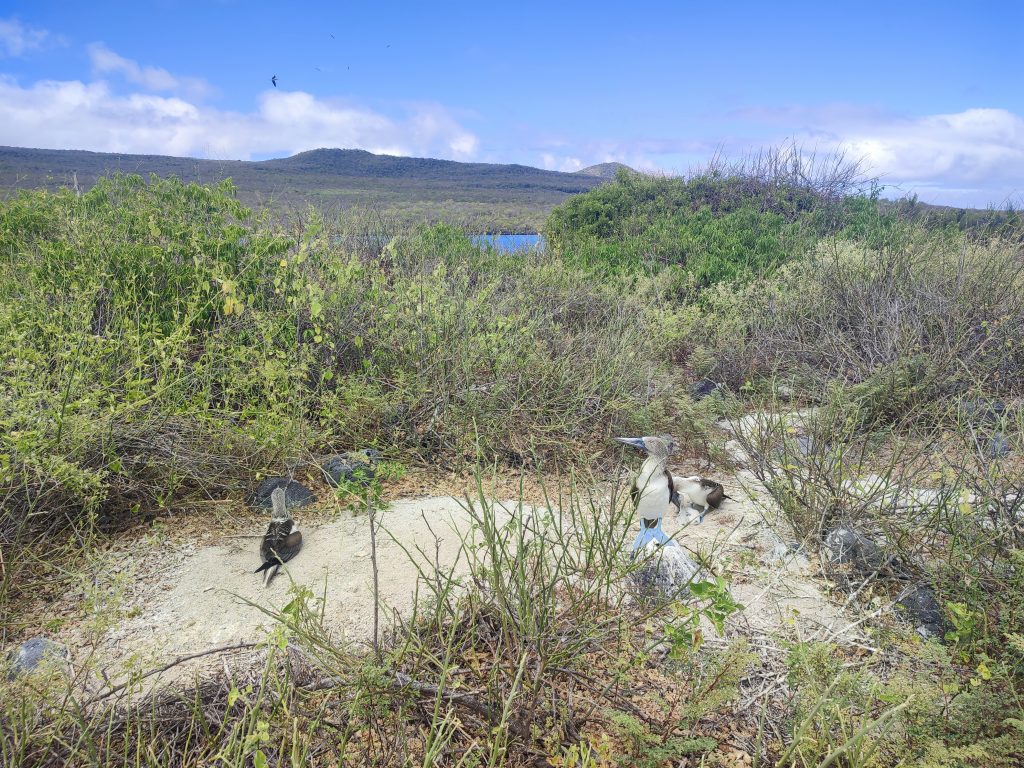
[577,161,633,179]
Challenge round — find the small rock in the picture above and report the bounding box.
[823,527,886,572]
[689,379,722,400]
[960,398,1006,426]
[987,432,1010,459]
[649,640,671,660]
[250,477,317,510]
[7,637,69,680]
[631,544,703,596]
[768,542,790,563]
[768,540,809,569]
[322,450,381,487]
[790,433,838,460]
[896,584,945,641]
[794,434,817,456]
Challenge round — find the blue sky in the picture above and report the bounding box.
[1,1,1022,207]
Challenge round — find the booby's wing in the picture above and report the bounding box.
[256,521,303,584]
[666,470,681,511]
[629,476,640,507]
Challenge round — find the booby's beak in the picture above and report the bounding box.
[614,437,648,452]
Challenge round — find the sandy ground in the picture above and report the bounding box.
[53,497,519,682]
[660,472,854,645]
[42,458,859,693]
[23,415,870,693]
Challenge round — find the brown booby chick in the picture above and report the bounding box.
[255,486,302,585]
[673,475,731,522]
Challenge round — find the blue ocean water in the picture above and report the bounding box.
[473,234,544,252]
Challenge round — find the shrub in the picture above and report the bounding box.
[685,233,1024,401]
[0,175,681,550]
[544,147,871,286]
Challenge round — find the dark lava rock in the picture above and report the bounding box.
[987,432,1011,459]
[689,379,723,400]
[250,477,317,510]
[960,398,1007,425]
[7,637,69,680]
[823,527,886,572]
[896,584,945,641]
[322,450,380,488]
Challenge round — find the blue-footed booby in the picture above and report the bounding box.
[615,435,681,551]
[673,475,731,522]
[255,487,303,585]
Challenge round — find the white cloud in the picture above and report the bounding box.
[88,43,215,100]
[837,108,1024,185]
[0,75,480,161]
[729,104,1024,206]
[539,152,583,172]
[536,107,1024,206]
[0,17,53,57]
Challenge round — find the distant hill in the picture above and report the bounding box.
[0,146,615,231]
[577,162,634,180]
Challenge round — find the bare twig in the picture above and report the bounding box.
[368,493,381,663]
[85,642,260,705]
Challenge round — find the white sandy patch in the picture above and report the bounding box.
[67,497,514,682]
[56,466,861,691]
[659,468,856,644]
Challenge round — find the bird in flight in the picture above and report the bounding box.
[271,75,278,87]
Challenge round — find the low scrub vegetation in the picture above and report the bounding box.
[4,150,1024,765]
[0,175,681,536]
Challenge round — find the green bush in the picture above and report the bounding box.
[544,152,876,287]
[546,174,815,285]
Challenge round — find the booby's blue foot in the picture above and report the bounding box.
[632,518,674,551]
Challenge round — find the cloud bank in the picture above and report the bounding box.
[578,106,1024,207]
[836,108,1024,203]
[0,74,479,161]
[0,25,479,162]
